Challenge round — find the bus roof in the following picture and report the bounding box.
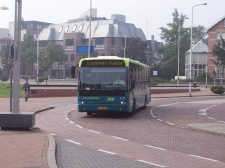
[79,56,150,68]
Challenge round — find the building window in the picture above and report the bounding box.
[65,39,74,50]
[216,33,225,40]
[79,25,83,31]
[71,54,75,61]
[72,25,77,32]
[65,26,69,32]
[64,54,68,62]
[95,38,104,48]
[59,26,63,32]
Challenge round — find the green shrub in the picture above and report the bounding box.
[151,77,166,84]
[38,77,45,83]
[0,75,9,81]
[210,85,225,94]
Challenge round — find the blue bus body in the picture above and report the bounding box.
[77,56,151,115]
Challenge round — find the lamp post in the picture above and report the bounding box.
[88,0,92,58]
[36,25,41,84]
[177,18,181,86]
[189,3,207,96]
[177,17,188,86]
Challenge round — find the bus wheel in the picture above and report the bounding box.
[87,112,92,116]
[143,96,147,109]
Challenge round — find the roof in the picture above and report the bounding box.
[207,15,225,32]
[38,18,146,41]
[186,41,208,54]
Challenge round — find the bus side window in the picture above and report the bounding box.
[131,80,135,90]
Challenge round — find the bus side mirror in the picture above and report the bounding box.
[71,66,75,78]
[131,80,135,90]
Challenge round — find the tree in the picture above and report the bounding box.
[192,25,207,44]
[125,37,147,63]
[39,44,64,84]
[158,9,207,80]
[21,33,37,75]
[0,43,11,77]
[212,35,225,77]
[159,9,190,78]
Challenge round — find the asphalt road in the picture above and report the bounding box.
[36,96,225,168]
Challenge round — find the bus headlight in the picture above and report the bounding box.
[120,101,125,104]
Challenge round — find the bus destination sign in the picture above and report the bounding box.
[81,60,125,67]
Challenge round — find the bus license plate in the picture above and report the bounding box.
[97,106,108,110]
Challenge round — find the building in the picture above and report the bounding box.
[38,9,146,79]
[185,40,208,79]
[207,16,225,80]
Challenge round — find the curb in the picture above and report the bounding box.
[47,133,58,168]
[34,107,58,168]
[187,123,225,136]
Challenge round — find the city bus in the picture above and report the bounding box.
[76,56,151,115]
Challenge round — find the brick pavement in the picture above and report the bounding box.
[0,88,224,168]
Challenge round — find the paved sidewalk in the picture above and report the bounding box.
[0,89,224,168]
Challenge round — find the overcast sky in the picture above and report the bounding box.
[1,0,224,42]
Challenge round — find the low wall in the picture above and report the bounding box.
[28,88,200,98]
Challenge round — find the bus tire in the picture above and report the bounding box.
[143,96,147,109]
[87,112,92,116]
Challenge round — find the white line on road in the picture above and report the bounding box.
[219,121,225,123]
[70,121,74,124]
[98,149,116,155]
[65,118,69,120]
[190,155,218,162]
[76,125,83,128]
[145,145,166,151]
[166,122,174,125]
[65,139,82,145]
[157,119,162,121]
[138,160,166,167]
[50,133,56,136]
[208,117,215,120]
[112,136,129,141]
[89,130,101,133]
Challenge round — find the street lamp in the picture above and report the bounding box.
[88,0,92,58]
[189,3,207,96]
[36,25,41,84]
[0,6,9,10]
[177,17,188,86]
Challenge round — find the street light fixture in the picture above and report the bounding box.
[189,3,207,96]
[0,6,9,10]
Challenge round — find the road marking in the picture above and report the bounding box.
[98,149,116,155]
[219,121,225,123]
[145,145,166,151]
[190,155,218,162]
[65,139,82,145]
[138,160,166,167]
[166,122,174,125]
[76,125,83,128]
[65,118,69,120]
[157,119,162,121]
[89,130,101,133]
[70,121,74,124]
[112,136,129,141]
[50,133,56,136]
[208,117,215,120]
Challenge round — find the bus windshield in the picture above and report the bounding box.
[79,67,127,90]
